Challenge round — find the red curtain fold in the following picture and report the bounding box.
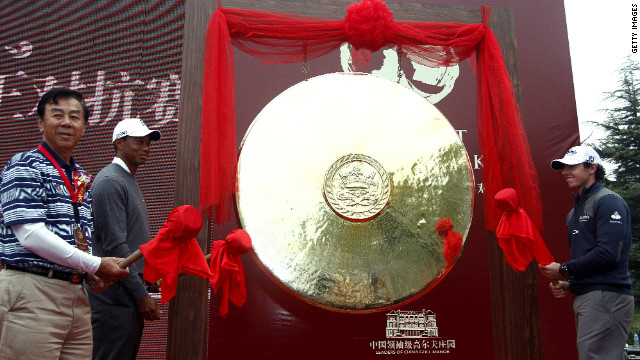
[494,188,553,271]
[200,4,543,235]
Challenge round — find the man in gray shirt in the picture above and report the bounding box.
[88,118,161,360]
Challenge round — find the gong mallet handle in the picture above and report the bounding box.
[118,249,143,269]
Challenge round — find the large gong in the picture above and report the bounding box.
[236,72,474,313]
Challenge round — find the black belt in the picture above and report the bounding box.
[4,264,85,284]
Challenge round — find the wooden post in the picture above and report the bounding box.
[167,1,218,359]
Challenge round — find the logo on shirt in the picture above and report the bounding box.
[579,215,590,222]
[610,211,623,224]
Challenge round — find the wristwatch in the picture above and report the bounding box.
[559,263,571,277]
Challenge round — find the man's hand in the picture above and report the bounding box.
[85,273,111,293]
[549,280,570,298]
[146,280,161,293]
[136,294,161,321]
[95,257,130,282]
[538,262,561,279]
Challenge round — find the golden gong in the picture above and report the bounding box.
[236,72,474,313]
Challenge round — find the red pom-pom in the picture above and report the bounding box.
[435,217,454,237]
[344,0,395,51]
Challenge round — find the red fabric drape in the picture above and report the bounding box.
[201,1,542,235]
[209,229,252,317]
[139,205,214,304]
[494,188,553,271]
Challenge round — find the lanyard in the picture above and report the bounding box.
[37,145,80,224]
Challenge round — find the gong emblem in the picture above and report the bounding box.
[323,153,391,222]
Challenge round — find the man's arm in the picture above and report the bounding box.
[13,222,99,273]
[12,222,129,281]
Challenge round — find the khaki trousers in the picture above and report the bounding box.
[0,268,92,360]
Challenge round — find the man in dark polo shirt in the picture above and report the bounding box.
[0,88,130,359]
[539,145,633,360]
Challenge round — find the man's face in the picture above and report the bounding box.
[117,135,152,168]
[561,163,596,192]
[37,97,86,159]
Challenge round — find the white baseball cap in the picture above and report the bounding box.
[112,118,161,143]
[550,145,601,170]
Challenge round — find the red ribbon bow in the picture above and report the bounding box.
[139,205,213,304]
[209,229,252,317]
[494,188,554,271]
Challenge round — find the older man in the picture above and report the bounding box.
[0,88,129,359]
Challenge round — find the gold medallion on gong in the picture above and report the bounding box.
[323,153,391,222]
[236,72,474,313]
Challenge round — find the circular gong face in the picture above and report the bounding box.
[236,72,474,313]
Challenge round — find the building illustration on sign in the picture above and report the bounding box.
[386,309,438,338]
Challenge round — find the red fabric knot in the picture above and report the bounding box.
[494,187,518,212]
[139,205,213,304]
[494,188,554,271]
[209,229,252,317]
[344,0,395,52]
[163,205,203,242]
[225,229,252,255]
[434,217,463,267]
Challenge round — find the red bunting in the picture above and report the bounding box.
[209,229,252,317]
[201,1,543,242]
[494,188,554,271]
[139,205,213,304]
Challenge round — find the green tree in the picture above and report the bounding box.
[590,55,640,291]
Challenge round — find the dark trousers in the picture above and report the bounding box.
[88,281,143,360]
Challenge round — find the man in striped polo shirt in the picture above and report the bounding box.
[0,88,130,359]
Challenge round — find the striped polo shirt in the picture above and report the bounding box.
[0,141,93,271]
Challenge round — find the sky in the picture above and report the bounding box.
[564,0,640,144]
